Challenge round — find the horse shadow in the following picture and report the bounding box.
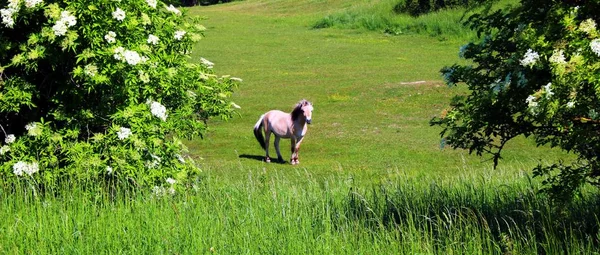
[239,154,288,164]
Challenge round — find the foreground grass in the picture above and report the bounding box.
[1,168,598,254]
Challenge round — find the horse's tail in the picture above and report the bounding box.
[253,114,266,150]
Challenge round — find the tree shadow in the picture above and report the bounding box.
[239,154,288,164]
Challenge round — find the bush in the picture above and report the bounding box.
[396,0,497,16]
[432,0,600,201]
[0,0,240,190]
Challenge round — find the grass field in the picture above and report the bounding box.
[2,0,598,254]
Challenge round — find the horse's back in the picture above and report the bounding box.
[264,110,292,137]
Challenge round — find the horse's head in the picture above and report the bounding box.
[293,99,313,124]
[300,99,313,124]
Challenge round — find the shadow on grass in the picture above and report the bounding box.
[239,154,288,164]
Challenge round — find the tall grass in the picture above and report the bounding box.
[312,0,517,39]
[1,166,598,254]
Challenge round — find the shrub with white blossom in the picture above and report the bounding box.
[0,0,240,189]
[432,1,600,201]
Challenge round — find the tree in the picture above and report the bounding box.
[431,0,600,201]
[0,0,240,190]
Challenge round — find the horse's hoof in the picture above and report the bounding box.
[277,157,283,163]
[265,157,271,163]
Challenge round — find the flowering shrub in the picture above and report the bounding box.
[0,0,240,190]
[432,1,600,201]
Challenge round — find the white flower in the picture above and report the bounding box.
[165,4,181,15]
[5,134,15,144]
[117,127,131,140]
[139,70,150,83]
[1,8,17,28]
[149,101,167,121]
[52,21,68,36]
[147,34,159,45]
[590,39,600,57]
[106,166,113,174]
[25,122,41,136]
[104,31,116,43]
[84,64,98,77]
[520,49,540,67]
[0,145,10,155]
[52,10,76,36]
[123,50,142,65]
[168,187,176,195]
[152,186,166,196]
[166,177,176,185]
[112,7,126,21]
[526,95,537,108]
[60,10,76,27]
[230,77,243,82]
[200,57,214,68]
[543,83,553,97]
[8,0,20,9]
[113,46,124,60]
[13,161,39,176]
[25,0,43,8]
[579,18,597,35]
[566,101,575,108]
[146,0,157,8]
[549,49,566,64]
[174,30,186,40]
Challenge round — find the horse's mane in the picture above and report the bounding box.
[291,99,310,121]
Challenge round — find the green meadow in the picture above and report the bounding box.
[2,0,599,254]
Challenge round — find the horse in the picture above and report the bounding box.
[253,99,313,165]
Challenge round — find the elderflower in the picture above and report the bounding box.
[122,50,142,65]
[104,31,116,43]
[5,134,15,144]
[0,145,10,155]
[25,122,41,136]
[112,7,125,21]
[520,49,540,67]
[84,64,97,77]
[149,101,167,121]
[166,178,176,185]
[13,161,39,176]
[146,0,157,8]
[174,30,186,40]
[117,127,131,140]
[526,95,537,108]
[113,46,124,60]
[579,18,597,35]
[147,34,159,45]
[566,101,575,108]
[165,4,181,15]
[590,39,600,57]
[25,0,43,8]
[0,8,17,28]
[543,82,553,97]
[549,49,566,64]
[53,10,76,36]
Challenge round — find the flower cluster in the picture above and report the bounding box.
[520,49,540,67]
[174,30,186,40]
[117,127,131,140]
[590,39,600,57]
[25,122,41,136]
[549,49,566,64]
[147,34,159,45]
[113,47,148,65]
[5,134,15,144]
[579,18,597,35]
[52,10,77,36]
[24,0,43,8]
[0,0,20,28]
[13,161,39,176]
[150,101,167,121]
[105,31,116,43]
[200,57,214,68]
[112,7,126,21]
[146,0,157,8]
[165,4,181,15]
[84,64,98,77]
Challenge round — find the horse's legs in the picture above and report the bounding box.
[264,128,271,163]
[274,136,283,163]
[291,137,304,165]
[290,137,297,165]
